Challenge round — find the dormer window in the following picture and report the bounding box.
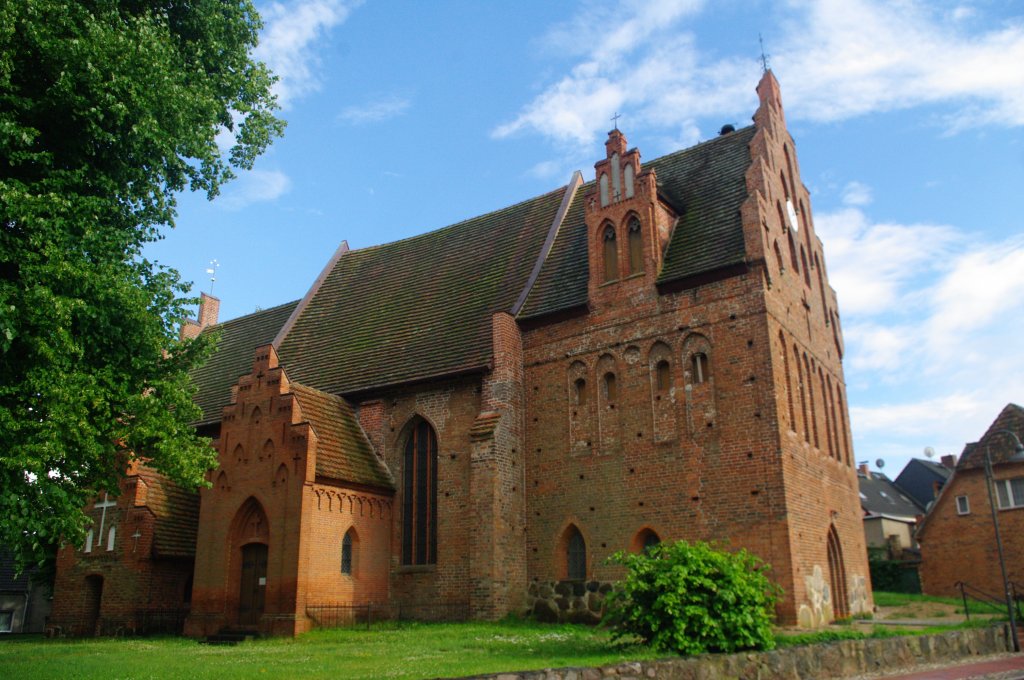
[602,225,618,283]
[627,217,643,275]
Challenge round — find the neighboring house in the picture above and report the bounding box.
[857,465,924,554]
[52,70,870,636]
[0,553,51,633]
[895,457,954,510]
[917,404,1024,598]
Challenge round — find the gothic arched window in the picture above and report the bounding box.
[627,217,643,275]
[602,225,618,283]
[402,419,438,565]
[566,526,586,580]
[341,528,356,575]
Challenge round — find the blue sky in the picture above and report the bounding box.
[146,0,1024,477]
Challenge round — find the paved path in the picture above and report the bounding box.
[872,653,1024,679]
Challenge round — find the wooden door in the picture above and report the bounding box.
[238,543,268,626]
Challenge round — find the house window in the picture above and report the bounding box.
[0,611,12,633]
[603,372,617,402]
[995,478,1024,510]
[106,526,116,551]
[341,529,355,575]
[566,527,586,580]
[691,352,709,384]
[402,419,438,565]
[956,495,970,515]
[602,225,618,283]
[627,217,643,275]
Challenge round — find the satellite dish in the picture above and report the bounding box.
[924,446,936,459]
[875,458,885,469]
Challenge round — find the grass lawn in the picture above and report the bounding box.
[0,620,661,680]
[872,590,1008,617]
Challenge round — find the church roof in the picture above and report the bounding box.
[270,126,755,396]
[277,187,569,395]
[134,466,200,558]
[191,300,299,424]
[289,382,395,490]
[519,125,754,318]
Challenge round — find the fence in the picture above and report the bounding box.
[305,601,470,629]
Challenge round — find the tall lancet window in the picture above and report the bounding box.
[627,217,643,275]
[602,225,618,283]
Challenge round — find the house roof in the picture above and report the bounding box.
[894,458,952,509]
[858,470,924,519]
[134,466,200,558]
[289,383,395,491]
[0,552,32,592]
[519,125,756,319]
[957,403,1024,471]
[191,300,299,424]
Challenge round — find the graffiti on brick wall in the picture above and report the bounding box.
[797,564,833,628]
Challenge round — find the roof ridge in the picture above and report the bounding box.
[273,241,351,349]
[203,298,301,332]
[512,172,582,316]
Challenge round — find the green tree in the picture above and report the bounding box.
[0,0,285,569]
[604,540,780,656]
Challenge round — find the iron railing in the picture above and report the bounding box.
[954,581,1024,621]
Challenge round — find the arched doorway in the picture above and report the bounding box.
[827,526,849,619]
[230,498,270,627]
[238,543,268,626]
[84,575,103,636]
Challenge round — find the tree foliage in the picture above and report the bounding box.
[604,540,780,656]
[0,0,284,569]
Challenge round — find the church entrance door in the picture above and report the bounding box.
[238,543,267,626]
[84,575,103,636]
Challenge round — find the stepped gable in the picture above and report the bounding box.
[190,300,299,424]
[518,125,756,319]
[957,403,1024,470]
[133,466,200,558]
[288,382,395,490]
[276,187,568,396]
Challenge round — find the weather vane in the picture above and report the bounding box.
[611,112,621,131]
[206,259,220,295]
[758,33,770,73]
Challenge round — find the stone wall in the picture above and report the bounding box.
[465,625,1011,680]
[526,579,613,624]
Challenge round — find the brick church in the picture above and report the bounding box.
[50,71,871,637]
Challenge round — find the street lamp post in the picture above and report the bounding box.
[982,428,1024,653]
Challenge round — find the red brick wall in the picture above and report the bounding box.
[50,479,192,636]
[919,465,1024,597]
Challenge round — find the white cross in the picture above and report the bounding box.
[131,528,142,552]
[95,493,117,540]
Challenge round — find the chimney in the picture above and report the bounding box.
[858,462,870,476]
[198,292,220,329]
[179,292,221,341]
[940,454,956,469]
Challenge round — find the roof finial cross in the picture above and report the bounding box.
[758,33,771,74]
[611,112,621,131]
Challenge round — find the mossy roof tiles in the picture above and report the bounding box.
[134,466,199,558]
[519,126,755,318]
[277,188,567,395]
[190,300,299,424]
[289,382,395,490]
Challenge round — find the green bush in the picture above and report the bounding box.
[604,540,780,656]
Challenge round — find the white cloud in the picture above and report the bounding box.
[218,169,292,210]
[256,0,359,108]
[338,96,411,125]
[495,0,1024,148]
[818,202,1024,465]
[840,181,872,206]
[814,206,959,316]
